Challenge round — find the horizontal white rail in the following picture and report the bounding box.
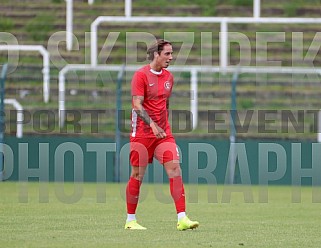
[58,64,199,129]
[4,99,23,138]
[0,45,50,103]
[61,64,321,73]
[90,16,321,69]
[58,64,321,129]
[91,16,321,26]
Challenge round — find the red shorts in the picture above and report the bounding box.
[129,135,180,167]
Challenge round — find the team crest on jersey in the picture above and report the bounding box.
[164,81,171,90]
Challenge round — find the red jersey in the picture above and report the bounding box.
[131,65,174,138]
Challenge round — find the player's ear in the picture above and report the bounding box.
[154,51,159,59]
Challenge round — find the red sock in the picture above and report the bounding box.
[126,177,142,214]
[169,176,186,213]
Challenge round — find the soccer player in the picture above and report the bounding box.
[125,39,199,230]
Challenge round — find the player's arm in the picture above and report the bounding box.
[132,95,153,125]
[132,95,166,138]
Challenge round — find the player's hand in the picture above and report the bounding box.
[150,122,166,139]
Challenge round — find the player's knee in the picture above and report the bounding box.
[165,162,181,178]
[130,168,145,181]
[173,165,182,177]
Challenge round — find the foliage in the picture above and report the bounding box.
[239,98,254,109]
[231,0,252,7]
[284,2,298,17]
[25,14,55,41]
[0,17,14,31]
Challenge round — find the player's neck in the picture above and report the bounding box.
[149,62,162,73]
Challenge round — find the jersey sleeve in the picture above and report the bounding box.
[170,73,174,94]
[131,71,146,96]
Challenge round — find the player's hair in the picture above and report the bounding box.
[147,39,172,61]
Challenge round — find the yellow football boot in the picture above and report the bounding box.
[124,220,147,230]
[177,216,199,231]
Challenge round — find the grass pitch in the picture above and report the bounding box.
[1,182,321,248]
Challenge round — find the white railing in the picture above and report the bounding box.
[58,64,321,130]
[81,0,260,18]
[65,0,132,51]
[90,16,321,69]
[253,0,260,18]
[4,99,23,138]
[0,45,50,103]
[124,0,132,18]
[66,0,73,51]
[58,64,199,129]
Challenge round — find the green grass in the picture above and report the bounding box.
[1,182,321,247]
